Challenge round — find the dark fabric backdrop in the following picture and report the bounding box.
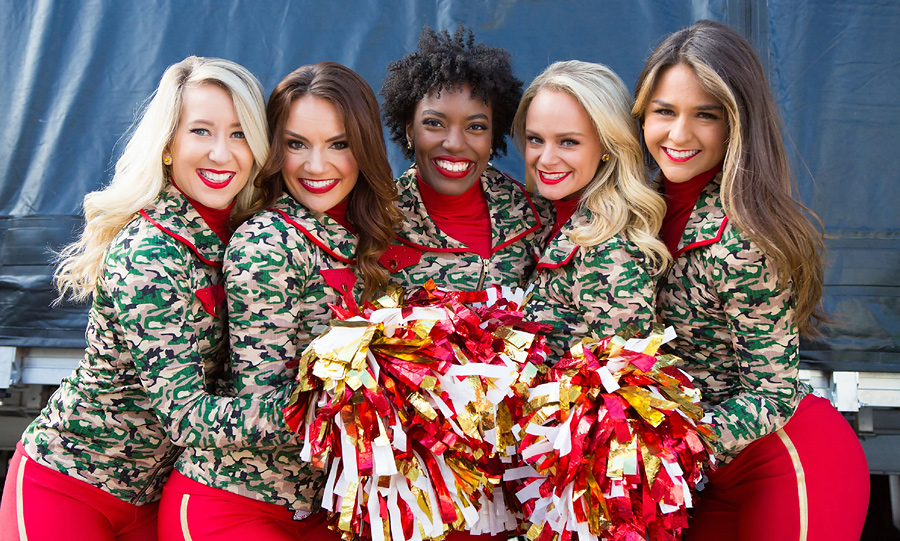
[0,0,896,371]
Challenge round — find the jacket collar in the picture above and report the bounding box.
[535,210,590,269]
[670,172,729,258]
[394,164,542,253]
[140,183,225,267]
[269,192,357,263]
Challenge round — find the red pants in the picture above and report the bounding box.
[0,442,158,541]
[686,394,869,541]
[158,471,341,540]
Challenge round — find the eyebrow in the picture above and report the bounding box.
[651,99,724,112]
[525,129,583,138]
[188,119,243,128]
[283,129,347,143]
[421,109,489,121]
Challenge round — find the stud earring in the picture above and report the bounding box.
[641,124,645,130]
[406,140,412,151]
[601,153,610,162]
[163,155,172,165]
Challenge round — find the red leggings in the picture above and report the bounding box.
[158,471,341,540]
[686,394,869,541]
[0,442,158,541]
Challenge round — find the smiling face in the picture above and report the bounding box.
[524,89,604,201]
[281,95,359,213]
[642,63,728,183]
[167,84,254,209]
[406,84,493,195]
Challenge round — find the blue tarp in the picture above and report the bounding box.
[0,0,896,370]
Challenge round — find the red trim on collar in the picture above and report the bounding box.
[271,208,356,265]
[535,245,579,270]
[396,180,542,255]
[139,209,221,268]
[673,215,729,259]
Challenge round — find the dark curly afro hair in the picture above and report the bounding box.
[380,25,523,161]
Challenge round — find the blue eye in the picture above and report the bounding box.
[232,131,246,139]
[190,128,210,136]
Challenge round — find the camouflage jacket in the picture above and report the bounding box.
[176,192,359,511]
[524,210,658,359]
[657,174,811,461]
[379,164,552,291]
[22,184,288,505]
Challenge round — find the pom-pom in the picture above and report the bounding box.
[504,325,716,541]
[284,281,550,540]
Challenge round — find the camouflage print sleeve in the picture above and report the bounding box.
[574,241,657,339]
[109,231,293,450]
[705,239,802,457]
[224,221,310,398]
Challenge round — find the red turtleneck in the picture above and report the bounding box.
[417,172,492,258]
[171,181,234,243]
[660,164,722,256]
[550,196,580,240]
[325,197,355,233]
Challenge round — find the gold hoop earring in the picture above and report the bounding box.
[601,153,610,163]
[163,155,172,165]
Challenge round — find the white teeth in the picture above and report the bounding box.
[198,170,234,183]
[541,171,567,180]
[300,178,338,188]
[435,160,471,172]
[665,148,700,159]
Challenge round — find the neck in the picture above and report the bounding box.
[550,196,580,239]
[325,196,354,233]
[171,180,234,242]
[416,169,492,258]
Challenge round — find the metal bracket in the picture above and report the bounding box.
[0,347,21,389]
[832,371,860,412]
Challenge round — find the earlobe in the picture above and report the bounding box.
[405,124,413,150]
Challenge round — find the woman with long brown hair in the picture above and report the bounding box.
[634,20,869,540]
[158,61,400,540]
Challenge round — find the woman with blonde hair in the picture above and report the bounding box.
[513,60,669,356]
[158,61,398,540]
[634,19,868,539]
[0,56,281,540]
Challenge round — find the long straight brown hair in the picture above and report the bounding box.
[235,61,400,300]
[633,20,827,336]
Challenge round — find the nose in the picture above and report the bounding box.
[208,134,232,165]
[668,116,692,146]
[538,144,559,167]
[304,147,327,175]
[442,126,465,153]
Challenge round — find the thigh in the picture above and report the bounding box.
[159,473,339,541]
[117,501,160,541]
[785,396,869,541]
[1,447,117,541]
[686,426,801,541]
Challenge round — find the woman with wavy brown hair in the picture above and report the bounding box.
[158,61,399,540]
[634,20,868,540]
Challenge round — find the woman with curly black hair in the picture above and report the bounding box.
[379,25,550,293]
